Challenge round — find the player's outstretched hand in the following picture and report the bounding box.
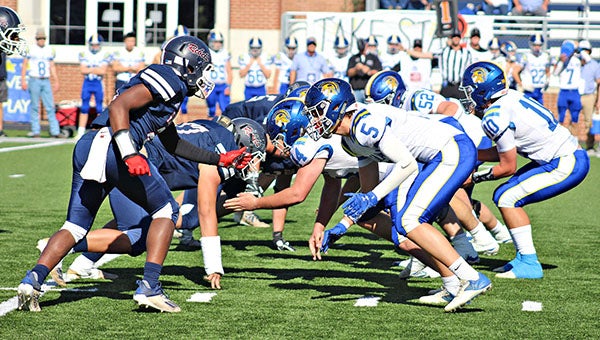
[223,192,258,211]
[203,273,222,290]
[308,227,325,261]
[218,147,252,170]
[342,192,377,222]
[320,222,348,253]
[124,154,151,176]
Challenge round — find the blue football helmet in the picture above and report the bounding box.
[304,78,355,140]
[460,61,508,114]
[0,6,26,56]
[208,29,224,51]
[249,36,263,57]
[88,33,104,54]
[231,117,267,180]
[161,35,215,98]
[266,98,309,155]
[285,81,310,99]
[387,35,402,54]
[365,70,406,108]
[174,25,189,37]
[560,40,575,57]
[529,33,544,46]
[334,35,349,57]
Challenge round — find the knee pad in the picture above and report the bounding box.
[60,221,88,243]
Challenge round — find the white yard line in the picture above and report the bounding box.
[0,138,74,153]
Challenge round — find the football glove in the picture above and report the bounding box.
[321,222,348,253]
[124,154,150,176]
[218,146,252,170]
[342,192,378,222]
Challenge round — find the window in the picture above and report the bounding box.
[178,0,215,40]
[49,0,86,45]
[97,1,126,43]
[144,2,168,46]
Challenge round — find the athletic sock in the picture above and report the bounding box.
[72,239,89,253]
[509,225,536,255]
[32,264,50,285]
[143,262,162,288]
[448,257,479,281]
[490,220,507,236]
[273,231,283,242]
[442,275,460,296]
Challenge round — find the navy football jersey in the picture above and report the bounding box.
[223,94,284,124]
[145,119,238,190]
[91,64,188,146]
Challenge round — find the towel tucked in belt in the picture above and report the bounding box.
[80,127,111,183]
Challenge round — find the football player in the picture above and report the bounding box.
[239,37,272,100]
[327,35,351,82]
[272,36,298,95]
[206,29,233,117]
[17,36,251,313]
[461,61,589,279]
[303,78,492,312]
[513,33,551,104]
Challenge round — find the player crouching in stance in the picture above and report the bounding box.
[461,61,589,279]
[17,36,251,313]
[304,78,492,312]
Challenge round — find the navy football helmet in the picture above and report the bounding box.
[0,6,26,56]
[266,98,309,155]
[460,61,508,114]
[161,35,215,98]
[231,117,267,180]
[303,78,355,140]
[174,25,189,37]
[285,81,310,99]
[365,70,406,107]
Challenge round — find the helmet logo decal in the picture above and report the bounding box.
[471,68,488,84]
[242,125,264,149]
[187,43,210,62]
[383,75,398,90]
[274,110,290,127]
[320,81,340,99]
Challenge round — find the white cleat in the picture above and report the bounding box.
[471,230,500,255]
[398,257,440,279]
[418,287,453,305]
[444,273,492,312]
[133,280,181,313]
[64,268,118,282]
[17,271,42,312]
[236,211,270,228]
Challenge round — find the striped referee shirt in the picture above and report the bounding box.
[439,46,472,84]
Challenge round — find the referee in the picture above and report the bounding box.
[439,31,472,100]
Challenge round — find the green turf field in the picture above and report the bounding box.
[1,142,599,339]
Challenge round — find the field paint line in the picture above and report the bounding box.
[0,284,98,317]
[354,295,381,307]
[187,292,217,303]
[0,139,74,153]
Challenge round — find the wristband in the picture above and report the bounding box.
[472,167,495,183]
[113,129,138,160]
[201,236,224,275]
[339,219,351,230]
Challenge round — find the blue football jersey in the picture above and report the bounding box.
[91,64,188,146]
[145,119,238,190]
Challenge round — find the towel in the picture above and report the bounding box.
[80,127,111,183]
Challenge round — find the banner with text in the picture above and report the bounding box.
[3,57,30,123]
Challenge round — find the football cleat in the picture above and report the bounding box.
[398,256,440,279]
[274,239,296,251]
[470,230,500,255]
[418,287,454,305]
[495,253,543,279]
[491,224,513,244]
[65,268,118,281]
[444,273,492,312]
[237,211,270,228]
[133,280,181,313]
[17,271,42,312]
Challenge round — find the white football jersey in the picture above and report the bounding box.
[238,54,271,87]
[481,89,578,163]
[79,50,110,81]
[520,52,550,89]
[209,49,231,85]
[112,47,145,82]
[26,45,55,78]
[400,57,432,90]
[327,54,350,82]
[380,51,405,70]
[272,52,293,85]
[342,103,461,165]
[557,56,582,90]
[290,134,359,178]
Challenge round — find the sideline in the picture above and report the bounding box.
[0,137,75,153]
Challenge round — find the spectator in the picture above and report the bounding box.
[467,28,488,63]
[207,29,232,117]
[577,40,600,153]
[239,37,271,100]
[21,28,62,138]
[512,0,549,16]
[347,36,382,103]
[398,39,434,90]
[400,0,432,10]
[482,0,509,15]
[380,0,402,8]
[327,35,351,82]
[439,31,472,100]
[0,52,7,137]
[553,40,582,135]
[111,32,145,93]
[272,36,298,95]
[289,37,330,84]
[380,34,405,70]
[76,34,109,140]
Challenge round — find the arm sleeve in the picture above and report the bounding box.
[157,124,221,165]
